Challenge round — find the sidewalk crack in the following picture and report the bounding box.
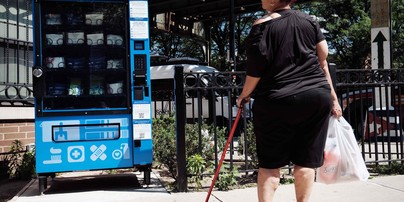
[372,182,404,193]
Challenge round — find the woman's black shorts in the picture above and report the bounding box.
[252,86,332,169]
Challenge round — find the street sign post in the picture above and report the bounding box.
[371,0,391,108]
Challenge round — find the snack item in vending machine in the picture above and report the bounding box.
[85,13,103,25]
[46,34,64,45]
[107,59,123,69]
[66,13,84,25]
[107,34,123,46]
[66,57,86,69]
[45,14,62,25]
[67,32,85,45]
[89,56,106,69]
[45,57,65,68]
[87,33,104,46]
[68,78,83,96]
[107,82,123,94]
[89,76,105,95]
[48,83,67,96]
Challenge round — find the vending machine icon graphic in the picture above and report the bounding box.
[112,143,130,160]
[43,147,62,164]
[68,146,85,163]
[90,144,107,161]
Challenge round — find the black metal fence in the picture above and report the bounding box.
[0,0,34,107]
[336,69,404,165]
[0,82,34,106]
[151,67,404,190]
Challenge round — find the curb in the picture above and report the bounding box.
[9,178,36,201]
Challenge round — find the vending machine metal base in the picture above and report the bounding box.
[32,0,153,194]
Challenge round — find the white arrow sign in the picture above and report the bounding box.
[371,27,390,69]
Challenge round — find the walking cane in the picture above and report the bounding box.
[205,101,245,202]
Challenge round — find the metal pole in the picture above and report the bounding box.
[229,0,236,71]
[205,22,212,65]
[389,0,392,69]
[174,65,187,192]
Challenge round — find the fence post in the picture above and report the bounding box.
[174,65,187,192]
[328,63,337,90]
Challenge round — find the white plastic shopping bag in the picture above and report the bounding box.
[316,116,370,184]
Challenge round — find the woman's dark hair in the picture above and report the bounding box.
[280,0,297,4]
[276,0,296,10]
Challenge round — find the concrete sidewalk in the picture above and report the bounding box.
[9,171,404,202]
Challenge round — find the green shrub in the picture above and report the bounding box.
[372,161,404,175]
[185,121,227,167]
[8,140,24,178]
[152,114,177,179]
[17,148,36,180]
[187,154,206,191]
[0,154,10,179]
[280,175,294,184]
[215,165,239,191]
[237,121,258,169]
[6,140,36,180]
[152,114,226,180]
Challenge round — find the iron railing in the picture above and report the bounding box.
[0,82,34,106]
[336,69,404,165]
[0,0,34,107]
[158,67,404,189]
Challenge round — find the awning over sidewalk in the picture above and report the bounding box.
[149,0,261,22]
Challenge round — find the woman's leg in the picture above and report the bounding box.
[293,165,315,202]
[257,167,281,202]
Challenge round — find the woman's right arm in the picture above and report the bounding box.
[237,75,261,107]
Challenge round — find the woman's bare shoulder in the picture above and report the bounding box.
[253,12,282,25]
[253,15,272,25]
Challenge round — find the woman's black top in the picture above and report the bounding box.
[246,9,329,99]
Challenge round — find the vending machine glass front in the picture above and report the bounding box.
[34,1,130,115]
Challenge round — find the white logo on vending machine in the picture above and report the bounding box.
[67,146,85,162]
[90,144,107,161]
[43,147,62,164]
[112,143,130,160]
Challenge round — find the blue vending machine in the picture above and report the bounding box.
[32,0,152,192]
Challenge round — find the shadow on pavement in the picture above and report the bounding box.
[44,174,141,194]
